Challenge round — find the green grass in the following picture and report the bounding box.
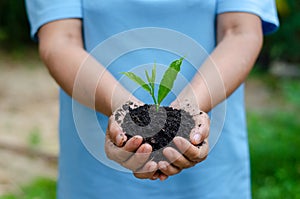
[248,76,300,198]
[0,178,56,199]
[248,111,300,198]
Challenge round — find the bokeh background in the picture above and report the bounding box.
[0,0,299,198]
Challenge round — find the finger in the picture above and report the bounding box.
[105,134,143,163]
[173,137,209,163]
[189,124,209,145]
[107,115,127,146]
[123,135,143,151]
[162,147,194,169]
[193,112,210,130]
[146,171,160,180]
[158,161,182,176]
[190,113,210,145]
[151,171,161,180]
[121,143,152,171]
[105,135,132,163]
[134,161,158,179]
[158,173,169,181]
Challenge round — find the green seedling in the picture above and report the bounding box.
[121,57,183,110]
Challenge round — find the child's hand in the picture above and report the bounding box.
[156,98,210,177]
[105,101,159,180]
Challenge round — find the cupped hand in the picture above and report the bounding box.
[105,101,160,180]
[157,98,210,177]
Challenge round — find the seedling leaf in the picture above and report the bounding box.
[121,57,183,110]
[145,64,158,109]
[151,62,156,89]
[145,70,152,88]
[157,58,183,105]
[121,72,151,93]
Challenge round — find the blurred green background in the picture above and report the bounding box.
[0,0,299,198]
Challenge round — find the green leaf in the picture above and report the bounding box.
[145,65,158,107]
[151,62,156,89]
[157,57,183,105]
[145,70,152,89]
[121,72,151,93]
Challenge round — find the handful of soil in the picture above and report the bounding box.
[114,101,197,162]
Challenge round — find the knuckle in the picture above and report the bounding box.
[193,146,209,162]
[182,160,192,169]
[196,154,208,163]
[133,172,142,179]
[168,166,181,176]
[120,162,130,170]
[170,152,182,163]
[190,153,201,162]
[172,156,190,169]
[105,149,116,161]
[133,172,148,179]
[125,157,147,172]
[120,159,135,170]
[134,155,149,167]
[105,141,115,160]
[188,148,203,162]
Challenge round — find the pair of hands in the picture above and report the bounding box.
[105,99,210,181]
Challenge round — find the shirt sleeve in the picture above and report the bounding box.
[217,0,279,35]
[25,0,82,40]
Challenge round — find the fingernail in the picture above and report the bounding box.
[134,135,143,141]
[116,133,125,145]
[141,144,151,153]
[132,136,141,146]
[193,134,201,144]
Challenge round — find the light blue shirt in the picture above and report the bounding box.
[26,1,278,198]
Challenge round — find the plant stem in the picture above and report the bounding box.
[152,95,159,111]
[149,86,159,111]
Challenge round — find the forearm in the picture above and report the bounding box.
[179,13,263,112]
[38,20,131,116]
[190,32,262,112]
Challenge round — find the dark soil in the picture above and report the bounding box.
[117,103,195,162]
